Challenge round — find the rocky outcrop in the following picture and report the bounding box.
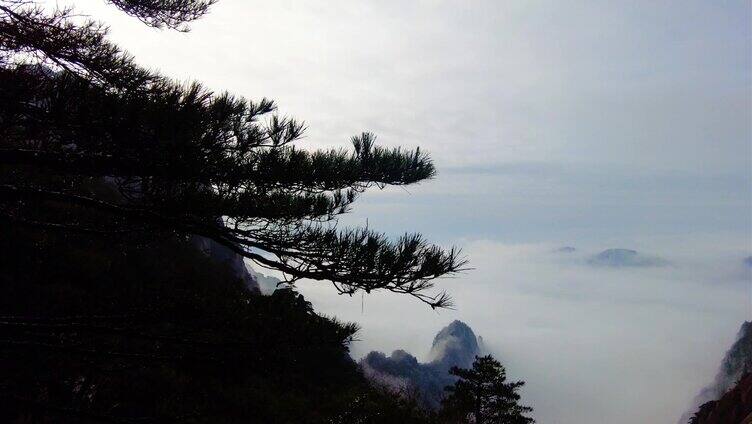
[687,373,752,424]
[192,235,260,294]
[428,320,480,368]
[360,320,482,409]
[680,322,752,423]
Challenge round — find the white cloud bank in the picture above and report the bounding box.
[296,235,750,424]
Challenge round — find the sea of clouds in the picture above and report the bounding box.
[293,234,750,424]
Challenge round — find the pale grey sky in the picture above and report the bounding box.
[52,1,752,422]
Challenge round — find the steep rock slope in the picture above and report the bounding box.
[688,373,752,424]
[360,320,482,409]
[680,322,752,423]
[193,235,260,293]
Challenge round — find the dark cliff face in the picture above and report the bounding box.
[192,235,260,293]
[688,373,752,424]
[360,320,482,410]
[679,322,752,424]
[718,322,752,386]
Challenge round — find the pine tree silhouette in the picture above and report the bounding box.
[441,355,534,424]
[0,0,466,308]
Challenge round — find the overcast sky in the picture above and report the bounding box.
[56,1,751,422]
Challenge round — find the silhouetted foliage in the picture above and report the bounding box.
[0,220,434,423]
[0,0,466,308]
[0,1,475,421]
[108,0,216,30]
[440,355,534,424]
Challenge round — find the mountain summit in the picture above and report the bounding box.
[360,320,483,409]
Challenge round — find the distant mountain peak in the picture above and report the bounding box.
[429,320,480,367]
[588,248,666,267]
[556,246,577,253]
[360,320,483,409]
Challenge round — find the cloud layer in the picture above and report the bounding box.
[296,236,750,424]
